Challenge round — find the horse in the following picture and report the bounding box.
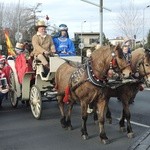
[55,44,132,144]
[92,47,150,140]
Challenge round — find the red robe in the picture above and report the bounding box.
[15,53,33,84]
[2,65,11,84]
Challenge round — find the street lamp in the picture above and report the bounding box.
[81,20,86,43]
[33,3,42,25]
[143,5,150,47]
[80,20,86,62]
[34,10,42,25]
[80,0,111,46]
[16,0,20,42]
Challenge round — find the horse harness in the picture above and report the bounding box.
[135,56,150,86]
[69,52,130,94]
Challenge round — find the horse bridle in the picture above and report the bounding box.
[136,57,150,86]
[108,51,131,78]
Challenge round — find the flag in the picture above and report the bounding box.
[4,30,16,56]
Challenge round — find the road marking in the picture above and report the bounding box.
[116,118,150,128]
[144,88,150,91]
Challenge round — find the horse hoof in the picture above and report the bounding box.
[67,126,73,130]
[61,124,68,130]
[82,134,89,140]
[120,127,126,132]
[94,120,99,124]
[101,139,110,144]
[127,132,134,138]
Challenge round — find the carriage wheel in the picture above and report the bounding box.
[9,72,18,108]
[30,85,42,119]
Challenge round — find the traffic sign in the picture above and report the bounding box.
[78,43,84,49]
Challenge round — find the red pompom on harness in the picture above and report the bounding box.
[63,86,70,104]
[112,58,116,67]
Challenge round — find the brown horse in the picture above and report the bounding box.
[55,45,132,144]
[93,47,150,140]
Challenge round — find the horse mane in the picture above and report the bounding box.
[131,48,145,70]
[145,49,150,63]
[114,44,124,59]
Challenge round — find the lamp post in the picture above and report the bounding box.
[80,20,86,63]
[80,0,111,46]
[99,0,103,45]
[143,5,150,47]
[81,20,86,43]
[33,3,42,25]
[16,0,20,42]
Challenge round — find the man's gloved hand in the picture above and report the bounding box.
[43,51,50,55]
[51,49,56,53]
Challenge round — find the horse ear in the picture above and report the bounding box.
[144,48,150,63]
[114,44,121,51]
[145,48,150,54]
[114,44,123,58]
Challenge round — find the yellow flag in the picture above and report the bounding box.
[4,30,16,56]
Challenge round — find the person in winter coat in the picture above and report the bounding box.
[0,56,9,107]
[53,24,76,57]
[31,20,56,77]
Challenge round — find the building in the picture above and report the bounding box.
[74,32,99,48]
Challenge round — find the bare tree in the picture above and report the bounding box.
[0,2,42,44]
[116,0,142,40]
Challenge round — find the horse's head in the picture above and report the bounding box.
[111,44,132,79]
[90,45,132,81]
[134,48,150,86]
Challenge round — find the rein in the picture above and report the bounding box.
[86,58,107,87]
[135,57,150,86]
[69,59,107,93]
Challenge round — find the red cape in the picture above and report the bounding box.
[15,53,33,84]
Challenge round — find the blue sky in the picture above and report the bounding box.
[1,0,150,39]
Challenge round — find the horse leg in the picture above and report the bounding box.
[97,99,110,144]
[106,104,112,124]
[66,101,74,130]
[57,96,67,129]
[119,109,126,132]
[80,101,89,140]
[93,107,98,124]
[120,102,134,138]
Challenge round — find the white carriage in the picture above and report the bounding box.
[8,55,81,119]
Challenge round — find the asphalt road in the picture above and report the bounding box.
[0,90,150,150]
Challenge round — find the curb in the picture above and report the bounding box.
[128,129,150,150]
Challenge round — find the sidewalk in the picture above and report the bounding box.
[128,128,150,150]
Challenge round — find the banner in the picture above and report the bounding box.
[4,30,16,56]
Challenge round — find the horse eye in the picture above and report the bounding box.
[145,64,149,67]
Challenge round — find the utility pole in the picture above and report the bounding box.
[17,0,20,42]
[100,0,103,45]
[80,0,111,46]
[143,5,150,47]
[33,3,42,26]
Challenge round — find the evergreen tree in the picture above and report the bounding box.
[145,30,150,49]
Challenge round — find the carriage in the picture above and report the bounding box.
[8,54,81,119]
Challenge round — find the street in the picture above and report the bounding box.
[0,90,150,150]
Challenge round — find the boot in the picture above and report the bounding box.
[42,64,50,77]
